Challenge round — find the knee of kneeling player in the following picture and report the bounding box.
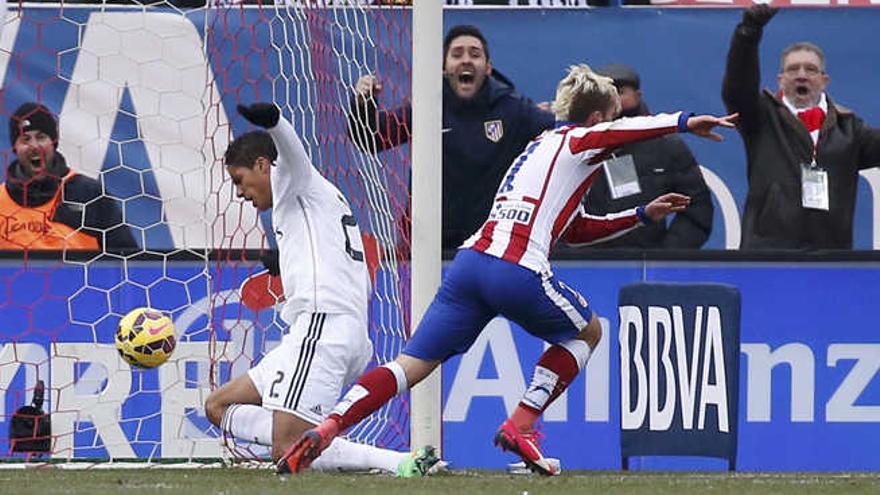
[204,393,224,427]
[576,313,602,349]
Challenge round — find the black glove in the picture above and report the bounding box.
[742,4,778,28]
[9,380,50,453]
[260,249,281,276]
[32,379,45,410]
[237,103,280,129]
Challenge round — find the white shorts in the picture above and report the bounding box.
[248,311,372,425]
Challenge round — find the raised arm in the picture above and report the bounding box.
[722,5,777,133]
[347,74,412,154]
[569,112,737,159]
[568,112,683,156]
[564,193,690,246]
[562,206,646,246]
[238,103,317,195]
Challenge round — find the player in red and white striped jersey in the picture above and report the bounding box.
[281,64,736,476]
[464,111,697,273]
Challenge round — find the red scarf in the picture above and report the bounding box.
[797,106,826,133]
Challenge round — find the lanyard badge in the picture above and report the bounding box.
[801,161,829,211]
[603,155,641,199]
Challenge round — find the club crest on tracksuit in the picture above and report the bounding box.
[484,119,504,143]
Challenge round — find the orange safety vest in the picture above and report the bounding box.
[0,172,99,250]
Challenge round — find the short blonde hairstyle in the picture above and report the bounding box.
[552,64,620,123]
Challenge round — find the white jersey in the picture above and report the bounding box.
[463,112,685,274]
[267,118,371,326]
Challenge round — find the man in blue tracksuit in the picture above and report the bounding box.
[348,25,554,249]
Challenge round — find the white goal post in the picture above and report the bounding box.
[409,0,443,454]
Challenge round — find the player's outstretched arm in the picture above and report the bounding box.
[562,207,644,246]
[238,102,317,193]
[562,193,691,247]
[348,74,411,154]
[355,74,383,98]
[643,193,691,222]
[686,113,738,142]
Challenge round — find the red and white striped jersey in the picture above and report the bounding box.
[561,205,647,247]
[462,112,686,274]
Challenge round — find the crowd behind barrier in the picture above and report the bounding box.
[2,4,880,254]
[446,6,880,251]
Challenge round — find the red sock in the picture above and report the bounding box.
[327,366,398,432]
[510,404,541,433]
[511,345,580,432]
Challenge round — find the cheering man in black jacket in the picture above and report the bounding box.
[723,5,880,250]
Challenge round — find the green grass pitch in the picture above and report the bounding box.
[2,469,880,495]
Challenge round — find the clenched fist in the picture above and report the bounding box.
[742,4,779,29]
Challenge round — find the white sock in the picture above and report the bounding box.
[220,404,274,446]
[382,361,410,395]
[310,437,407,474]
[559,338,592,369]
[222,404,407,473]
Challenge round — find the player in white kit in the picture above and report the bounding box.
[204,103,438,477]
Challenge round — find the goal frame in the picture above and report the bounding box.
[409,0,443,454]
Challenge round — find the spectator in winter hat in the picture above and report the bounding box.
[0,102,137,251]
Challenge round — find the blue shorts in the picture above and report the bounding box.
[403,249,595,362]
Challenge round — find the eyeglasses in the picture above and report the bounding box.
[783,64,824,77]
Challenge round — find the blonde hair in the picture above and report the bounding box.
[552,64,620,123]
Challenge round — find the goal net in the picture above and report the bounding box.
[0,0,413,463]
[206,1,414,458]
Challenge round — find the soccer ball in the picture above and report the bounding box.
[115,307,177,368]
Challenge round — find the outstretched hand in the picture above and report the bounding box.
[686,113,739,142]
[237,103,280,129]
[743,4,779,28]
[644,193,691,222]
[355,75,383,98]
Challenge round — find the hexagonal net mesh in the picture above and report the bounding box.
[206,1,413,459]
[0,1,412,463]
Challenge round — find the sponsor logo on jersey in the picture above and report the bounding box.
[489,199,535,224]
